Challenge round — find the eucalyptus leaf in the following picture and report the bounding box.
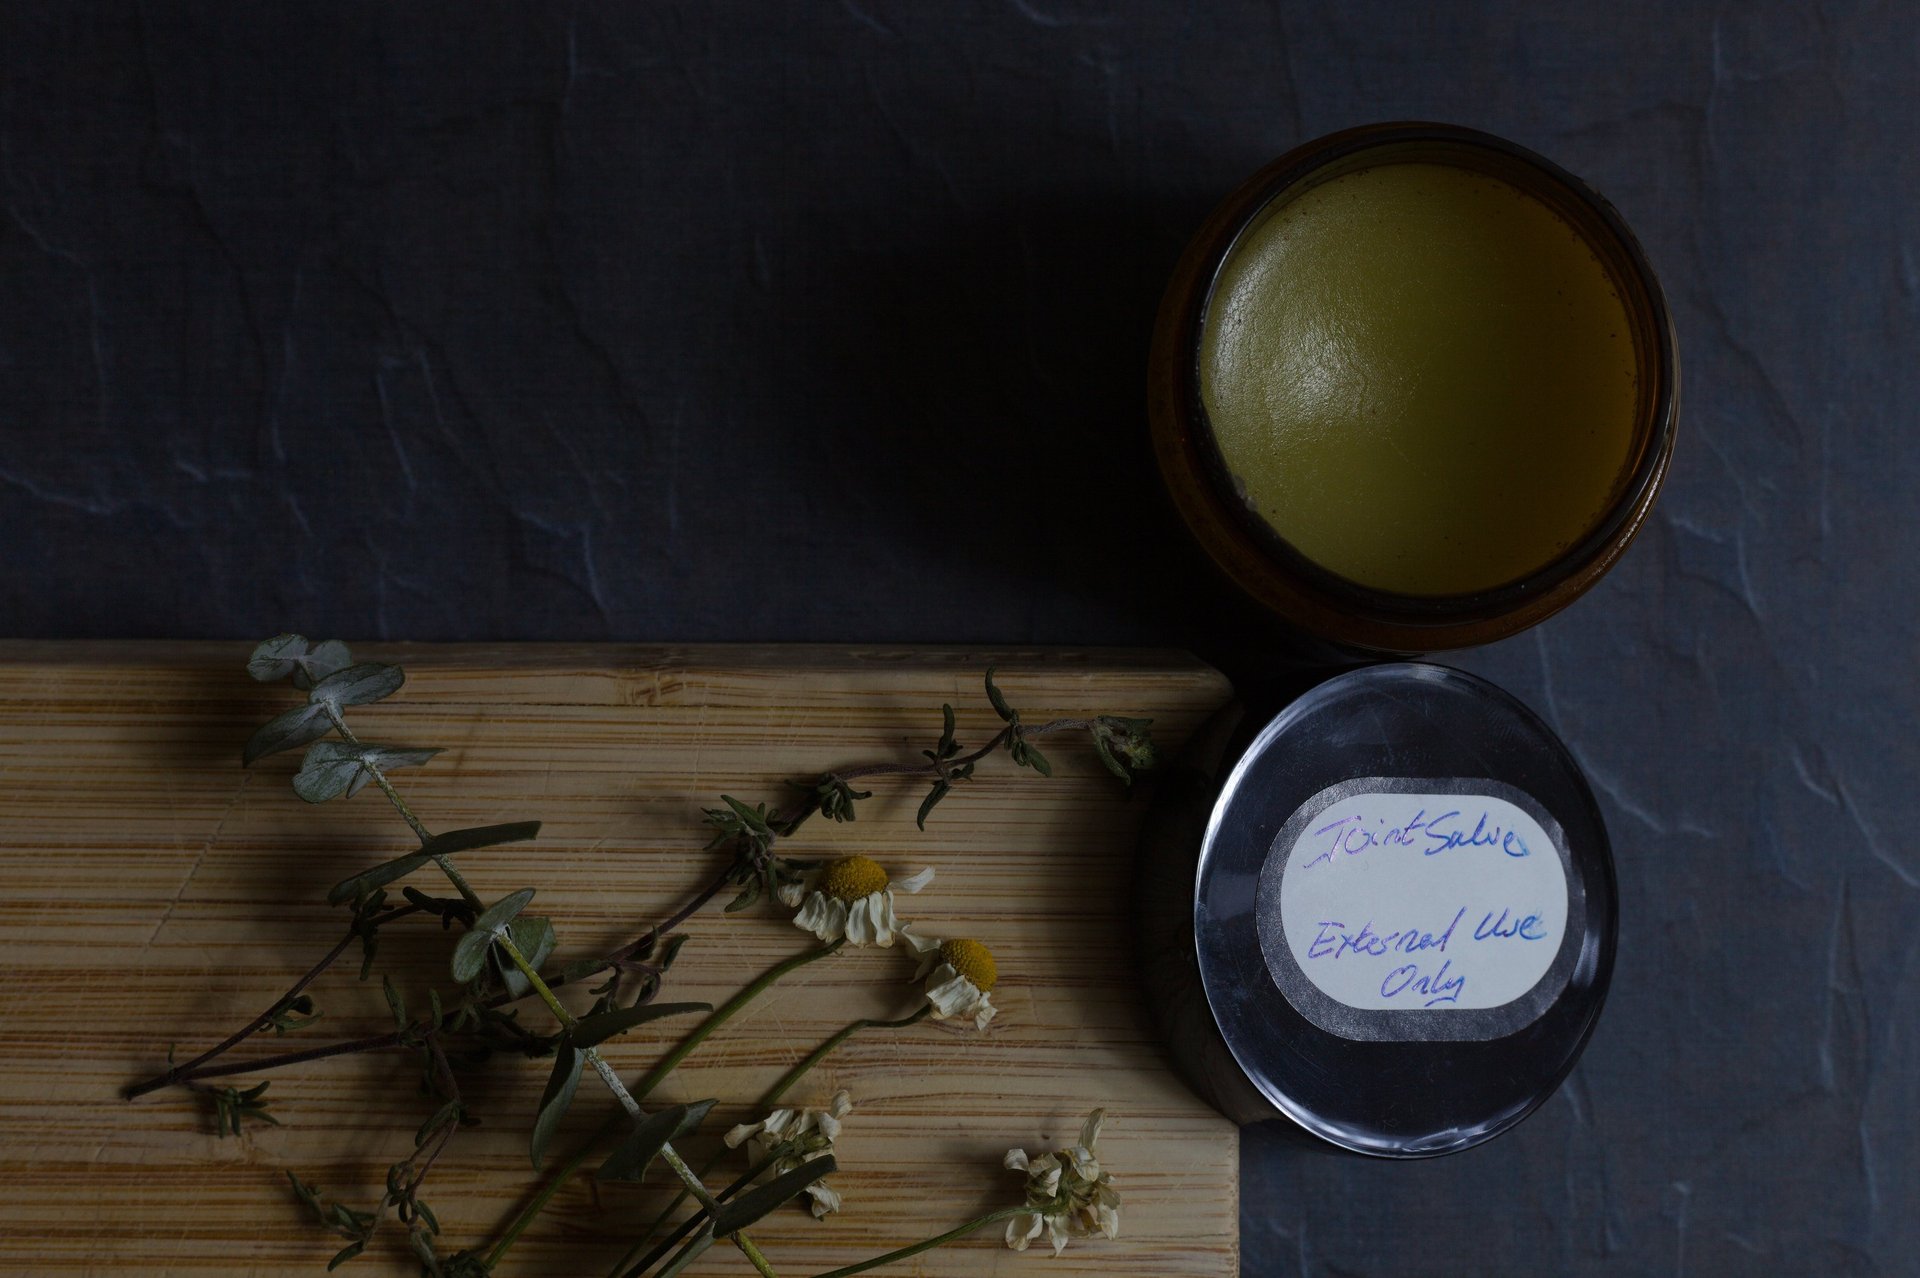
[709,1154,837,1234]
[291,639,353,690]
[529,1041,582,1167]
[242,702,331,766]
[366,745,442,770]
[292,741,367,804]
[451,888,535,983]
[495,914,557,1000]
[596,1099,715,1183]
[473,888,535,934]
[419,821,542,858]
[309,662,405,708]
[247,634,311,683]
[328,852,435,905]
[450,929,494,984]
[571,1001,709,1049]
[326,823,539,906]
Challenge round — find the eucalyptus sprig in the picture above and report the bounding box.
[126,637,1158,1277]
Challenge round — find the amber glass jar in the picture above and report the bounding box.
[1149,122,1679,654]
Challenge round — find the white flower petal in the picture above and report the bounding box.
[793,893,851,943]
[1046,1214,1070,1256]
[724,1121,763,1149]
[1097,1202,1120,1239]
[845,895,875,946]
[1065,1145,1098,1180]
[1004,1148,1030,1172]
[1006,1212,1043,1251]
[816,1110,841,1141]
[777,877,810,908]
[805,1179,842,1218]
[1081,1109,1105,1151]
[827,1090,853,1118]
[894,866,935,893]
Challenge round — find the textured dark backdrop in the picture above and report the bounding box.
[4,3,1916,1275]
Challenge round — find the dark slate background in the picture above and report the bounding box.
[4,3,1914,1275]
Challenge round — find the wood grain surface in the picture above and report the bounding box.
[0,643,1238,1277]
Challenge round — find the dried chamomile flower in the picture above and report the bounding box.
[1004,1109,1120,1255]
[724,1090,852,1218]
[907,934,998,1031]
[781,856,933,947]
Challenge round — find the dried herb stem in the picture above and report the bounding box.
[610,1149,781,1278]
[484,941,844,1269]
[760,1005,931,1108]
[322,704,435,848]
[828,717,1091,784]
[123,903,423,1100]
[805,1206,1030,1278]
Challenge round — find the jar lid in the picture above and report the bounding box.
[1188,662,1615,1156]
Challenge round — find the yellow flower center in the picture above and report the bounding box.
[818,855,890,903]
[940,938,998,991]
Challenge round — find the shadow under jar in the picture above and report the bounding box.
[1150,122,1679,655]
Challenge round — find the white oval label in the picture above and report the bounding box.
[1256,778,1578,1041]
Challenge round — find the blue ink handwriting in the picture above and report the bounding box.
[1306,908,1466,961]
[1380,959,1465,1006]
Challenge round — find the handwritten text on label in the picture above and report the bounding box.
[1277,791,1568,1013]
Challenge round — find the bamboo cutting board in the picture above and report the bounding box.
[0,643,1238,1277]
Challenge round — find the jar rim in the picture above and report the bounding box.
[1151,122,1680,652]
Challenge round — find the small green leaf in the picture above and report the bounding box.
[721,795,772,835]
[292,741,366,804]
[326,1241,365,1270]
[916,779,950,830]
[1018,740,1052,777]
[474,888,535,933]
[269,993,321,1034]
[327,823,540,906]
[724,876,761,912]
[451,930,492,984]
[329,852,434,905]
[287,1171,324,1213]
[496,914,557,999]
[1090,730,1130,781]
[529,1041,582,1167]
[293,639,353,690]
[309,662,405,708]
[247,634,310,682]
[451,888,534,983]
[415,1099,462,1147]
[984,665,1014,722]
[242,703,331,765]
[571,1001,710,1049]
[247,635,352,688]
[334,746,443,799]
[709,1154,838,1234]
[596,1099,715,1182]
[419,821,542,858]
[382,976,408,1029]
